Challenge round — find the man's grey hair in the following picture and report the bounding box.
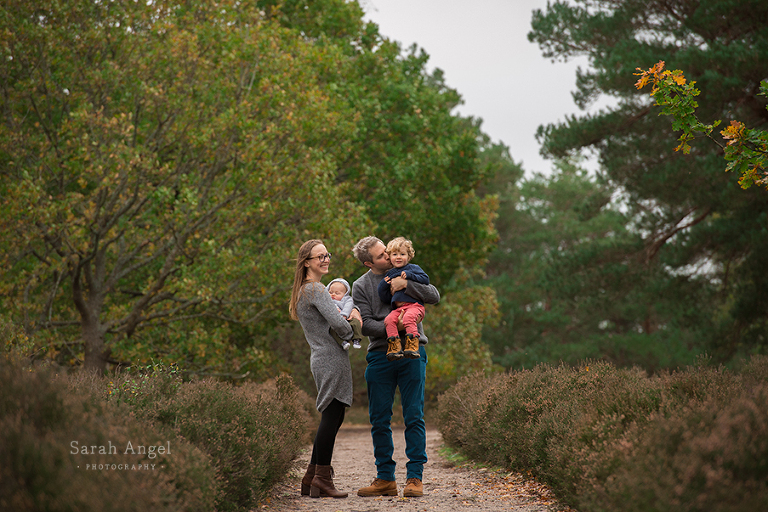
[352,236,383,265]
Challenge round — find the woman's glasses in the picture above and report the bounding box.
[310,253,332,262]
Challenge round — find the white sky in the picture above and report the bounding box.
[361,0,602,175]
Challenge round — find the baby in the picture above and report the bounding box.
[326,278,363,350]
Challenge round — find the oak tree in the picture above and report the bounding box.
[0,0,367,372]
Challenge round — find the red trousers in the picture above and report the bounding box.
[384,302,425,339]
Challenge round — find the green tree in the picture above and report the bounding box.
[484,158,711,371]
[0,0,367,372]
[335,53,499,284]
[527,0,768,361]
[256,0,500,284]
[0,0,502,379]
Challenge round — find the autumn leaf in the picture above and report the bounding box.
[671,72,687,86]
[721,120,746,145]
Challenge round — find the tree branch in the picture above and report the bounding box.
[645,207,711,262]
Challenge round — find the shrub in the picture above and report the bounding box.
[1,349,314,512]
[0,356,217,512]
[581,384,768,512]
[437,355,768,511]
[439,361,663,478]
[120,369,313,512]
[738,354,768,389]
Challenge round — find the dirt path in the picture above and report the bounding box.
[260,424,567,512]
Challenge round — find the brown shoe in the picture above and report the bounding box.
[403,478,423,497]
[358,478,398,497]
[386,336,403,361]
[310,465,347,498]
[403,333,420,359]
[301,463,316,495]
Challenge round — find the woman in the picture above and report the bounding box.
[289,239,354,499]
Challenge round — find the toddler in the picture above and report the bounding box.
[377,237,430,361]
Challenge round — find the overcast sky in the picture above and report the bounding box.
[361,0,599,175]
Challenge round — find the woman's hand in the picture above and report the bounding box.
[349,308,362,326]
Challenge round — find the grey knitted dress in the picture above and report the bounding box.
[296,281,354,412]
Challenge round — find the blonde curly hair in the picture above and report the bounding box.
[385,236,415,259]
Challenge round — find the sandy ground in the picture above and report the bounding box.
[259,424,569,512]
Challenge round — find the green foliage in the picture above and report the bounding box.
[0,0,501,375]
[483,159,712,371]
[1,314,35,357]
[425,285,502,402]
[258,0,365,40]
[103,361,182,408]
[636,62,768,189]
[333,51,499,283]
[526,0,768,363]
[438,355,768,511]
[267,1,501,284]
[0,356,218,511]
[0,0,369,372]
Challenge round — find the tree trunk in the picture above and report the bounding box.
[82,318,107,374]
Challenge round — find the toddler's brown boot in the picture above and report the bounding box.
[403,333,420,359]
[386,336,403,361]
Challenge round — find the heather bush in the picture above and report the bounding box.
[121,370,313,512]
[0,356,217,512]
[438,355,768,511]
[2,347,317,512]
[578,384,768,512]
[737,354,768,389]
[439,361,662,474]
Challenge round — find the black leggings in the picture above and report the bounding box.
[309,398,346,466]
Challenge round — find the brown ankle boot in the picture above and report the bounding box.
[310,465,347,498]
[358,477,398,496]
[403,333,420,359]
[403,477,423,497]
[386,336,403,361]
[301,463,316,495]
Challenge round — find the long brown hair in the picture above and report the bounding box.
[289,239,324,320]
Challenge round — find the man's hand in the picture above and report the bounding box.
[389,275,407,293]
[396,309,406,331]
[349,308,363,326]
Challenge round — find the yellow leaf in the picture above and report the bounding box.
[672,72,687,85]
[721,120,745,144]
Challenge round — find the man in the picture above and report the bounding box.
[351,236,440,498]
